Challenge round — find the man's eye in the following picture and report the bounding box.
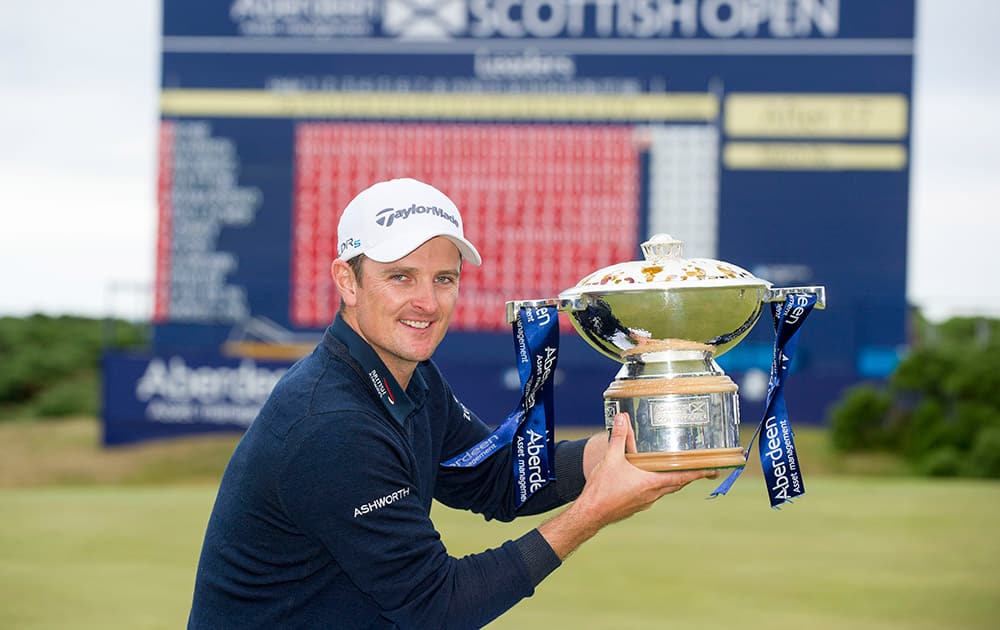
[436,276,457,284]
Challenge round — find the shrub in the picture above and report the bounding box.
[829,315,1000,480]
[890,346,958,400]
[829,384,892,452]
[898,399,946,461]
[963,426,1000,479]
[33,377,100,418]
[916,446,963,477]
[0,315,146,420]
[943,346,1000,406]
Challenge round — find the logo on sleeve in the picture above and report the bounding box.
[354,486,411,518]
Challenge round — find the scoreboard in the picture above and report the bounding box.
[288,123,640,330]
[104,0,917,444]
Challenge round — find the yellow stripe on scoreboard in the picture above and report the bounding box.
[723,142,908,171]
[160,89,719,121]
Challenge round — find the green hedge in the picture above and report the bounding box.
[829,315,1000,478]
[0,315,147,420]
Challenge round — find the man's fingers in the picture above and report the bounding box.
[654,468,720,488]
[607,412,630,453]
[624,418,638,454]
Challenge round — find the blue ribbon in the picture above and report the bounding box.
[441,305,560,508]
[711,293,818,508]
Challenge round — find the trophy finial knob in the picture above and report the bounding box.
[641,234,683,262]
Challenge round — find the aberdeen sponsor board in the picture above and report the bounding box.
[102,352,289,445]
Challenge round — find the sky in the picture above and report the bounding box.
[0,1,998,322]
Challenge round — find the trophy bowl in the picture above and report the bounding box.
[507,234,825,472]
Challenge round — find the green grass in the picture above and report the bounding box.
[1,419,998,628]
[0,486,214,629]
[1,479,998,628]
[450,478,1000,629]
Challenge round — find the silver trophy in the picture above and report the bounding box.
[507,233,826,472]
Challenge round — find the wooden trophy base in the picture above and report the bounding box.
[626,447,746,472]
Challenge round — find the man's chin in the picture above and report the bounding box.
[410,348,438,363]
[415,341,446,363]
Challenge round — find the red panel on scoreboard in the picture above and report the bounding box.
[291,123,640,331]
[154,121,175,323]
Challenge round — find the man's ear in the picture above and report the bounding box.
[331,259,359,306]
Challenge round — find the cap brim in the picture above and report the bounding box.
[365,233,482,266]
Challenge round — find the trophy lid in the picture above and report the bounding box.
[555,234,772,363]
[562,233,769,296]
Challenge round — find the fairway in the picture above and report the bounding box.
[1,477,998,629]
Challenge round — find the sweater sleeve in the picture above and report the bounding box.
[433,371,589,520]
[515,437,587,511]
[279,412,544,629]
[436,437,587,517]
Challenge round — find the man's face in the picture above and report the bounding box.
[338,236,462,384]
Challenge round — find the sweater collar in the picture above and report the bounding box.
[327,312,425,424]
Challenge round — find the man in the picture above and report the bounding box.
[188,178,715,629]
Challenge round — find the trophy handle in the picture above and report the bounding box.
[763,286,827,309]
[505,298,584,323]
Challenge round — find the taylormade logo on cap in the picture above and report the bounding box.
[336,178,482,266]
[374,204,460,229]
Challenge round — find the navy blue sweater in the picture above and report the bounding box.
[188,314,586,629]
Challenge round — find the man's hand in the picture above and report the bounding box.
[539,412,717,560]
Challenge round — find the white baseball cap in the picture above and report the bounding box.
[336,178,482,266]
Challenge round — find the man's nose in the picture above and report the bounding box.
[410,279,439,312]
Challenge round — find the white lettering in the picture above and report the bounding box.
[595,0,616,36]
[354,486,411,517]
[449,434,499,466]
[515,322,530,365]
[231,0,375,20]
[135,357,285,404]
[658,0,699,37]
[523,0,567,37]
[368,369,388,398]
[230,0,378,37]
[474,49,576,79]
[525,428,547,492]
[764,415,802,500]
[534,306,552,326]
[523,345,557,409]
[701,0,742,38]
[463,0,839,39]
[497,0,527,36]
[516,435,528,502]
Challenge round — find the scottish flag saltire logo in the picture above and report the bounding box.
[383,0,467,39]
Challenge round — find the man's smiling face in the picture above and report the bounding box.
[336,236,462,386]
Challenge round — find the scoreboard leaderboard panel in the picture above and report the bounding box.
[290,122,640,331]
[146,0,916,429]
